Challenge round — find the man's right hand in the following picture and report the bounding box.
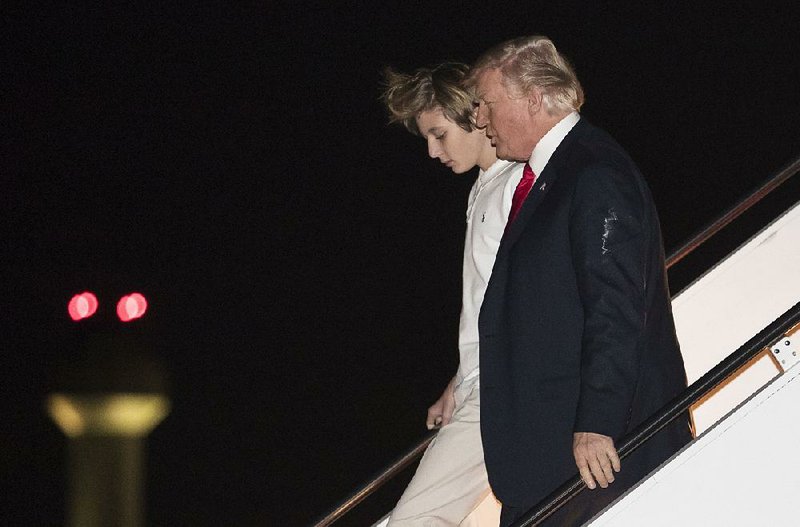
[426,376,456,429]
[573,432,621,489]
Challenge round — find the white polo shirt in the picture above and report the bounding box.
[455,159,523,390]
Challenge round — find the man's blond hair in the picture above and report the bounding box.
[470,36,584,115]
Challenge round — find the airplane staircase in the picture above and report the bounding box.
[313,155,800,527]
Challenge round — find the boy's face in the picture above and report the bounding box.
[416,108,486,174]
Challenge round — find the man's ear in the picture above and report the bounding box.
[527,88,543,115]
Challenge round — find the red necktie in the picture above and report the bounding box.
[507,162,536,227]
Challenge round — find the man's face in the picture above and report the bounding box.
[415,108,487,174]
[474,68,538,162]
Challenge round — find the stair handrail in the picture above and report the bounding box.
[666,154,799,268]
[312,154,799,527]
[312,431,435,527]
[513,301,800,526]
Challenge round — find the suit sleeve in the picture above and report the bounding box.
[570,163,647,439]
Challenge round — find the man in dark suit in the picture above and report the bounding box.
[469,36,693,526]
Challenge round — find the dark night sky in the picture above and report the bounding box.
[3,2,799,526]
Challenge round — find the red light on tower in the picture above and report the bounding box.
[117,293,148,322]
[68,292,99,321]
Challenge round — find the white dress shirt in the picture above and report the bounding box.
[529,111,580,176]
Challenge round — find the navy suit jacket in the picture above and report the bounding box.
[479,118,692,521]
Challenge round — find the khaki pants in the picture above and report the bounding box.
[387,381,500,527]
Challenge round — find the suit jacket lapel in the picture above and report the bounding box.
[499,118,589,251]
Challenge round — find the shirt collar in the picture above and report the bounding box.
[529,111,580,175]
[479,159,516,182]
